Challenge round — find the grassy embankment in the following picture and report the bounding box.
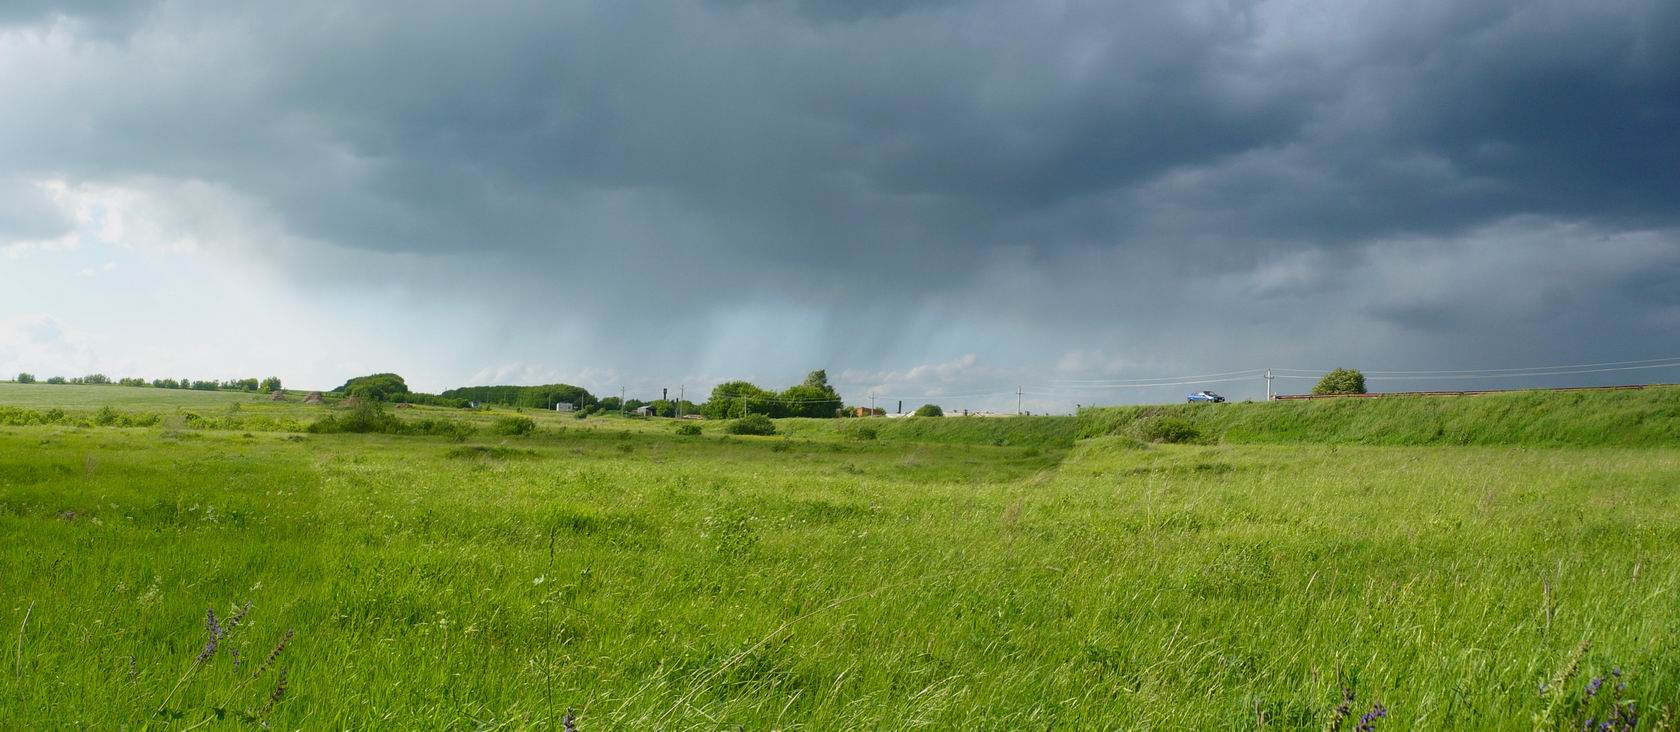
[1080,385,1680,446]
[2,383,1677,727]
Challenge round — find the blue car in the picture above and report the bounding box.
[1187,391,1226,403]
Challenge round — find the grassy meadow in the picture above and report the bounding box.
[3,383,1679,728]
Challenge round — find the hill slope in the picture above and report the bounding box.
[1079,386,1680,447]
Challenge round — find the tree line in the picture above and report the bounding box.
[698,370,846,419]
[14,372,282,392]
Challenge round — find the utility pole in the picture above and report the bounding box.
[1016,385,1023,416]
[679,385,685,418]
[869,393,876,414]
[1265,368,1274,401]
[619,386,626,416]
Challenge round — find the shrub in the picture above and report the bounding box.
[491,415,537,436]
[1313,368,1367,395]
[404,418,475,441]
[725,413,777,436]
[15,373,35,384]
[309,400,400,434]
[913,404,944,417]
[46,376,67,385]
[847,424,879,441]
[1136,416,1204,444]
[674,422,702,436]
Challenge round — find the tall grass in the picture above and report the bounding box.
[5,387,1680,726]
[1081,386,1680,446]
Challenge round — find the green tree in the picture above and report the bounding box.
[779,384,842,418]
[15,373,34,384]
[260,376,283,393]
[45,376,67,384]
[725,413,777,435]
[701,381,774,419]
[914,404,944,417]
[1312,368,1367,395]
[337,373,409,401]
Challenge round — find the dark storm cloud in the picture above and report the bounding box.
[3,0,1678,389]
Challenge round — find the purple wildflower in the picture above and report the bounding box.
[1585,677,1604,697]
[1357,703,1387,731]
[196,608,222,662]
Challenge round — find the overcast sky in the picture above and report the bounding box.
[2,1,1677,411]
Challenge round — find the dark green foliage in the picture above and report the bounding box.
[439,383,595,410]
[337,373,409,401]
[779,370,843,418]
[305,400,472,439]
[702,381,774,419]
[45,376,67,384]
[80,373,111,385]
[913,404,944,417]
[117,377,146,387]
[190,380,219,391]
[1312,368,1366,395]
[779,384,842,418]
[1135,417,1203,444]
[491,415,537,436]
[151,378,180,389]
[15,373,35,383]
[702,371,841,419]
[0,405,161,428]
[726,413,777,436]
[261,376,283,392]
[674,422,702,436]
[846,424,878,441]
[598,397,622,412]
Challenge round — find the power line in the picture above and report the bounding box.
[1271,355,1680,376]
[1050,368,1262,384]
[1038,374,1260,390]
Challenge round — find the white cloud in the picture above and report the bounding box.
[0,314,103,377]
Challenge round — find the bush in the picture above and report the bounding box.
[725,413,777,436]
[674,422,702,436]
[1136,416,1203,444]
[46,376,67,384]
[1312,368,1367,395]
[309,400,400,434]
[15,373,35,384]
[491,415,537,436]
[913,404,944,417]
[846,424,879,441]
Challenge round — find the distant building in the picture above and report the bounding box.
[633,405,654,416]
[554,402,575,412]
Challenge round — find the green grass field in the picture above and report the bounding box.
[3,384,1678,728]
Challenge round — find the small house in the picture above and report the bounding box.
[633,405,654,416]
[554,402,575,412]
